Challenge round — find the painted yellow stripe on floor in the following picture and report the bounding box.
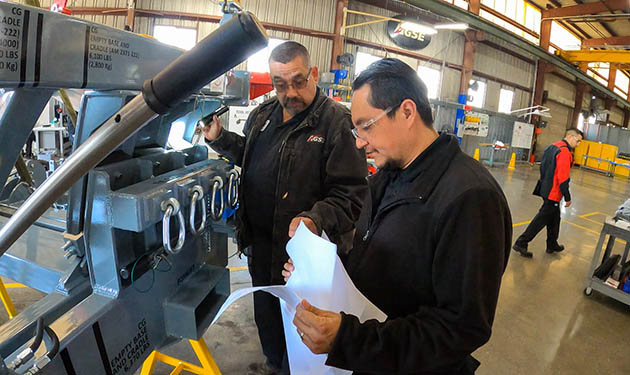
[229,266,248,272]
[578,215,604,226]
[513,221,531,227]
[580,211,606,218]
[561,219,600,235]
[4,283,26,289]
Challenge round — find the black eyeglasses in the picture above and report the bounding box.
[273,68,312,93]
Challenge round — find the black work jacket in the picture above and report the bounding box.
[327,134,512,375]
[208,93,368,280]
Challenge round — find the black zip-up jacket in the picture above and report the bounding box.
[326,134,512,375]
[208,93,368,279]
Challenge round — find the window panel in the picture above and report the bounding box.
[247,38,285,73]
[525,4,541,34]
[454,0,468,9]
[417,65,441,99]
[550,21,580,51]
[498,88,514,113]
[467,80,487,108]
[614,88,626,98]
[153,25,197,51]
[355,51,382,78]
[615,72,629,95]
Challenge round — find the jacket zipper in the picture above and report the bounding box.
[362,197,423,243]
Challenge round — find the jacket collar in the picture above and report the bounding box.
[369,133,461,202]
[560,139,572,150]
[256,88,327,129]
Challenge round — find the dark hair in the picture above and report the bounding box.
[566,128,584,138]
[269,41,310,66]
[353,58,433,127]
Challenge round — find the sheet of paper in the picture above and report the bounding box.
[211,222,387,375]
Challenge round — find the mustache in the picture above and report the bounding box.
[282,97,306,107]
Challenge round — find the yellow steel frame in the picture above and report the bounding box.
[141,338,221,375]
[0,279,17,319]
[559,50,630,64]
[341,8,403,35]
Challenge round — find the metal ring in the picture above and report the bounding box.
[210,176,225,221]
[161,198,186,254]
[227,169,239,208]
[189,185,206,235]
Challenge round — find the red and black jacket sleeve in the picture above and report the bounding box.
[555,146,572,202]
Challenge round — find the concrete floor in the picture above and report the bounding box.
[2,164,630,374]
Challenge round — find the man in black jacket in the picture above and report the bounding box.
[203,41,367,374]
[285,58,512,374]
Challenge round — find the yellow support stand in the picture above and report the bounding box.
[0,279,17,319]
[473,148,480,161]
[141,338,221,375]
[508,153,516,170]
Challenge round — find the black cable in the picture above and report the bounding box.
[29,318,45,352]
[43,326,59,360]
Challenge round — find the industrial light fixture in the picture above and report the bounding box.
[510,105,552,118]
[434,23,469,30]
[400,21,438,35]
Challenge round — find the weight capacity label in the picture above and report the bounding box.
[88,26,140,72]
[0,6,24,75]
[0,2,182,89]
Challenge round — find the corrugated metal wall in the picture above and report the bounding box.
[545,73,575,108]
[434,103,529,163]
[610,107,624,126]
[535,100,571,158]
[345,1,465,65]
[243,0,336,33]
[473,42,534,91]
[433,102,528,162]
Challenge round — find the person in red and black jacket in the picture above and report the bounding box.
[513,128,584,258]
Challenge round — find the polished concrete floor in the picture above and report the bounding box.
[2,164,630,374]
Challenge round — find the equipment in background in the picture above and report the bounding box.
[0,3,267,375]
[584,216,630,306]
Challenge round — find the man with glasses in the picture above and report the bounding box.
[513,128,583,258]
[203,41,367,375]
[283,58,512,374]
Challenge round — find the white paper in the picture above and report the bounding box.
[511,121,534,149]
[211,222,386,375]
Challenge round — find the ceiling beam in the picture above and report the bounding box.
[542,0,630,19]
[346,37,533,92]
[401,0,629,107]
[559,50,630,64]
[582,36,630,48]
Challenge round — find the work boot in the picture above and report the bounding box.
[546,243,565,254]
[513,243,533,258]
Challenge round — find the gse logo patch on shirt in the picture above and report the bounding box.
[307,135,325,144]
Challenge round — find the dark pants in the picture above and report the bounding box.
[248,235,290,374]
[516,199,561,248]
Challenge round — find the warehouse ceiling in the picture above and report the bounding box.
[358,0,630,87]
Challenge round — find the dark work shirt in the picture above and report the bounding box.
[243,90,320,236]
[375,145,429,215]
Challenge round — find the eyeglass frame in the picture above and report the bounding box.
[351,103,401,140]
[272,68,312,93]
[568,133,582,144]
